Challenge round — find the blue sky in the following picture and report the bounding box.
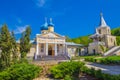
[0,0,120,39]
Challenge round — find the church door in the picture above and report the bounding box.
[93,49,96,55]
[48,45,54,56]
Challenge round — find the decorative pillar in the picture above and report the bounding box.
[46,43,48,56]
[63,44,65,54]
[78,48,80,56]
[65,44,68,55]
[55,43,57,56]
[35,43,39,60]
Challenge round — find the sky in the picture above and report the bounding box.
[0,0,120,39]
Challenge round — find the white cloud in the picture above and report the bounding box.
[36,0,46,7]
[14,25,28,34]
[35,0,53,9]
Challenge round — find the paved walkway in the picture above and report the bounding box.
[85,62,120,75]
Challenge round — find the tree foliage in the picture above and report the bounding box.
[72,35,92,46]
[0,63,42,80]
[111,27,120,36]
[10,31,18,64]
[111,27,120,45]
[65,35,92,46]
[0,24,12,69]
[20,26,31,59]
[0,24,18,70]
[65,36,73,42]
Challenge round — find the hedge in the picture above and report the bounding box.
[84,56,120,65]
[0,63,42,80]
[50,61,85,79]
[50,61,120,80]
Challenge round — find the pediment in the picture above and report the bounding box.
[39,32,64,38]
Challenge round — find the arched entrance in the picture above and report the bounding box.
[93,49,96,55]
[48,45,54,56]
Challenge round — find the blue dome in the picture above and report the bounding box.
[41,22,48,30]
[48,22,54,27]
[48,18,54,27]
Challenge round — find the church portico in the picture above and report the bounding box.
[36,42,66,57]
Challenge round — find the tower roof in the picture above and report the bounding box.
[99,13,107,27]
[48,18,54,27]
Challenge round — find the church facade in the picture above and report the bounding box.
[88,13,116,54]
[27,18,83,60]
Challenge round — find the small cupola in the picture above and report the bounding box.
[48,18,54,32]
[41,18,48,30]
[41,18,49,34]
[48,18,54,27]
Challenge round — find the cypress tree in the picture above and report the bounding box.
[20,26,31,59]
[10,31,18,64]
[0,24,12,69]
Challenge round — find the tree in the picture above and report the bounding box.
[10,31,18,64]
[0,24,12,69]
[20,26,31,59]
[65,36,72,42]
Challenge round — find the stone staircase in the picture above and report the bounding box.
[104,46,120,56]
[35,54,69,61]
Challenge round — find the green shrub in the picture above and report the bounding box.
[50,61,85,79]
[0,63,42,80]
[84,56,120,65]
[64,75,73,80]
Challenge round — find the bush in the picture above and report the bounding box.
[84,56,120,65]
[50,61,85,79]
[0,63,42,80]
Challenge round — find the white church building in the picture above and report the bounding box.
[27,18,83,60]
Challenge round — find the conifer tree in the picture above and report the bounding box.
[0,24,12,69]
[10,31,18,64]
[20,26,31,59]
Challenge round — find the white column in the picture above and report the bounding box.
[35,43,39,60]
[65,44,68,55]
[55,43,57,56]
[78,48,80,56]
[63,44,66,54]
[46,43,48,56]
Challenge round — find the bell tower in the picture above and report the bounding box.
[97,13,111,35]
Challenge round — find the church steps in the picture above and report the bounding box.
[36,54,69,61]
[104,46,120,56]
